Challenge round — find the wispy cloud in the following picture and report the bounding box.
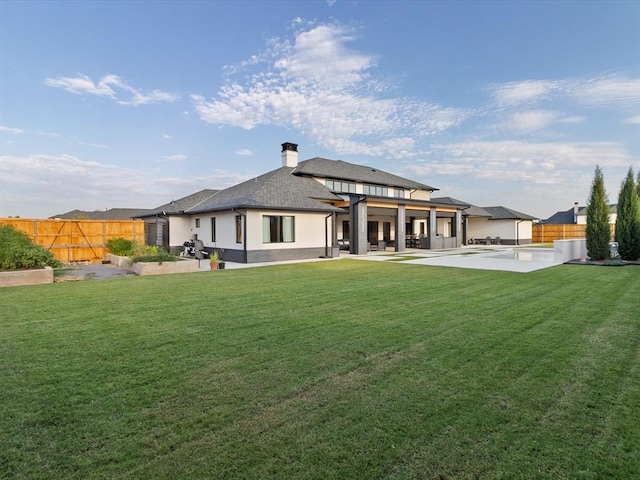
[0,153,252,217]
[44,74,179,106]
[406,140,632,185]
[158,154,187,162]
[192,21,468,158]
[0,125,24,134]
[235,149,253,156]
[623,115,640,125]
[490,74,640,109]
[494,110,585,134]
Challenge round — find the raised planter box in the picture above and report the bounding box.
[0,266,54,288]
[106,253,199,276]
[131,259,199,276]
[106,253,132,268]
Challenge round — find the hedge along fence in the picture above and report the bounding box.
[533,223,615,243]
[0,218,145,263]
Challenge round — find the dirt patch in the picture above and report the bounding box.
[54,263,136,282]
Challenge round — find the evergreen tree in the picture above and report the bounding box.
[586,165,611,261]
[615,167,640,260]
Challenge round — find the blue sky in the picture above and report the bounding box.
[1,0,638,219]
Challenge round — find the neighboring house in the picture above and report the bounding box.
[51,208,151,220]
[541,202,617,225]
[434,198,538,245]
[141,143,470,263]
[135,189,220,251]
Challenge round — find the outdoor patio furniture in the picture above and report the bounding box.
[492,237,501,245]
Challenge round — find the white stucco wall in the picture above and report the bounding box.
[244,210,333,250]
[576,213,617,225]
[168,216,193,246]
[467,218,533,243]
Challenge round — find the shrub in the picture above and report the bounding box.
[586,165,611,261]
[106,238,136,256]
[615,167,640,261]
[131,249,178,263]
[0,224,61,270]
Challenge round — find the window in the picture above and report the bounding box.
[394,188,405,198]
[211,217,216,242]
[363,184,388,196]
[263,215,295,243]
[195,218,201,228]
[326,179,356,193]
[342,220,350,240]
[235,215,242,243]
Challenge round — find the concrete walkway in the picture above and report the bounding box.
[205,246,563,273]
[349,246,564,273]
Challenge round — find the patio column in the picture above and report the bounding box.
[349,195,368,255]
[395,204,406,252]
[428,207,437,249]
[454,210,462,247]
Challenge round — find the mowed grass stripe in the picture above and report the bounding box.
[0,260,638,479]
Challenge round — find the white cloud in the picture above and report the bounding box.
[494,110,585,134]
[158,154,187,162]
[490,74,640,110]
[490,80,561,107]
[406,140,633,185]
[623,115,640,125]
[235,149,253,156]
[44,74,179,106]
[0,153,252,217]
[574,76,640,108]
[192,21,468,157]
[0,125,24,134]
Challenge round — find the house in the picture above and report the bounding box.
[140,143,470,263]
[134,189,220,249]
[433,198,538,245]
[51,208,151,220]
[541,202,617,225]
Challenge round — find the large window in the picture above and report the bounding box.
[326,179,356,193]
[394,188,405,198]
[211,217,216,242]
[235,215,242,243]
[363,184,388,197]
[263,215,295,243]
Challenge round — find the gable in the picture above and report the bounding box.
[293,157,437,191]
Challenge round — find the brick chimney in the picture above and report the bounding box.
[281,142,298,167]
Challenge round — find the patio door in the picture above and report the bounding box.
[367,221,378,243]
[383,222,391,243]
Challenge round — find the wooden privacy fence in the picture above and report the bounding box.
[1,218,145,263]
[533,223,615,243]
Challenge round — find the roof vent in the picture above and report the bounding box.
[281,142,298,167]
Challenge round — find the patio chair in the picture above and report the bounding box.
[493,237,501,245]
[485,236,492,245]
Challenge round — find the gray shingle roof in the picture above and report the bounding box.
[482,206,538,221]
[188,167,344,214]
[51,208,151,220]
[462,205,493,217]
[139,189,220,217]
[541,204,617,224]
[293,157,438,191]
[430,196,471,208]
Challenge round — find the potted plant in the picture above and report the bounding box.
[209,251,220,270]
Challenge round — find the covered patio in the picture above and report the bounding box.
[333,195,468,255]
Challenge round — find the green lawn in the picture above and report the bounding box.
[1,261,638,479]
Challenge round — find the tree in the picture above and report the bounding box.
[615,167,640,261]
[586,165,611,260]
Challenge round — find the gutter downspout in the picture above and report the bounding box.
[516,219,524,246]
[325,213,333,257]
